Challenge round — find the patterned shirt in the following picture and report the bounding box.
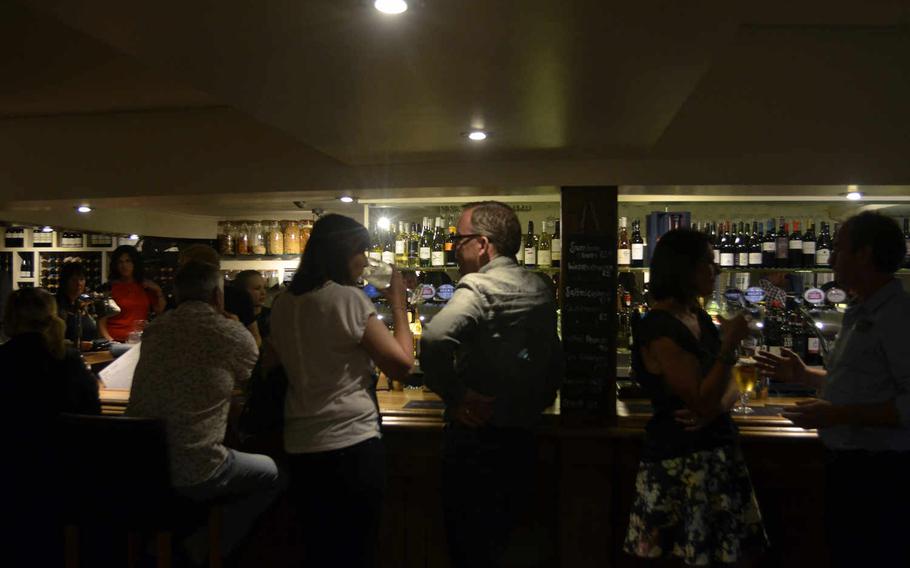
[127,301,257,486]
[821,279,910,452]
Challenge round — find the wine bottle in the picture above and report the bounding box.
[431,217,445,267]
[524,221,538,267]
[788,220,803,268]
[395,221,408,267]
[551,221,562,268]
[617,217,631,267]
[445,224,457,267]
[735,221,748,267]
[537,221,552,268]
[749,221,763,267]
[815,222,832,267]
[382,225,396,266]
[370,224,383,262]
[711,222,721,265]
[720,222,734,268]
[418,219,432,267]
[775,218,789,267]
[801,221,816,269]
[762,219,776,268]
[630,219,645,267]
[408,222,420,268]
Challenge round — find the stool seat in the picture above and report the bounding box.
[58,413,225,568]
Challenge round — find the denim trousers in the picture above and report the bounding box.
[177,449,285,561]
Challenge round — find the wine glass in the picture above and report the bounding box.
[361,257,394,290]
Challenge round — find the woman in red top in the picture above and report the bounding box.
[98,245,166,342]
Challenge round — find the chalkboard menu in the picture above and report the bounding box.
[560,234,616,415]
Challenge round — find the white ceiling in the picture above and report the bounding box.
[1,0,909,229]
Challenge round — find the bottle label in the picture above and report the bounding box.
[419,247,431,260]
[737,253,748,266]
[617,249,631,265]
[395,240,406,255]
[815,248,830,265]
[802,242,816,255]
[382,251,395,265]
[631,243,644,261]
[748,252,762,265]
[431,251,445,266]
[720,252,734,267]
[789,239,802,251]
[537,250,551,267]
[713,248,720,264]
[762,241,775,253]
[808,337,820,354]
[525,248,537,265]
[776,240,789,259]
[783,335,794,349]
[552,238,561,258]
[369,251,382,261]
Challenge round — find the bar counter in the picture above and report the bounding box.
[96,388,826,567]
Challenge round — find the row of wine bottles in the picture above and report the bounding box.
[704,218,834,269]
[369,217,562,269]
[619,216,910,269]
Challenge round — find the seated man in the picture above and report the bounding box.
[127,260,283,563]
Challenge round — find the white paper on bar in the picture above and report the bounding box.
[99,343,141,389]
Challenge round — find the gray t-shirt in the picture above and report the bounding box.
[271,282,380,453]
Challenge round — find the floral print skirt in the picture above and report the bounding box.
[623,445,768,566]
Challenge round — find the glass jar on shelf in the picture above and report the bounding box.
[236,222,251,255]
[217,222,235,256]
[267,220,284,255]
[300,219,313,253]
[283,220,300,255]
[250,222,267,256]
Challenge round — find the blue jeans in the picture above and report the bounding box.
[177,449,285,561]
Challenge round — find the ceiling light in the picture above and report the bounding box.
[339,196,354,203]
[41,226,53,233]
[846,191,863,201]
[377,217,391,230]
[75,205,92,213]
[128,234,140,240]
[467,130,488,141]
[374,0,407,14]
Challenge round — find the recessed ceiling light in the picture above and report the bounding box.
[374,0,407,14]
[339,196,355,203]
[41,226,53,233]
[75,205,92,213]
[128,234,140,240]
[466,130,488,141]
[846,191,863,201]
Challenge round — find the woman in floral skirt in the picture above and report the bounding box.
[623,229,767,566]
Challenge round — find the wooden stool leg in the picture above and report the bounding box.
[156,531,172,568]
[127,531,142,568]
[209,505,223,568]
[64,524,79,568]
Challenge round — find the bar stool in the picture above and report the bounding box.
[58,413,225,568]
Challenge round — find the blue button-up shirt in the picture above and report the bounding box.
[821,279,910,451]
[420,256,564,428]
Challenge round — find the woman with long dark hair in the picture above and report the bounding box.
[55,261,97,344]
[269,214,413,567]
[98,245,165,342]
[623,229,767,566]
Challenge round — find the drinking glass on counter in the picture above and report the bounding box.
[732,356,758,415]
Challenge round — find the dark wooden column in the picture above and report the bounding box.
[559,185,618,420]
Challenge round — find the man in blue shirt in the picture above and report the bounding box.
[421,201,563,568]
[755,212,910,567]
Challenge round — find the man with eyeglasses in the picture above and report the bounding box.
[754,212,910,567]
[421,201,563,568]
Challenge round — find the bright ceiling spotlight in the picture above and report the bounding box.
[466,130,488,141]
[374,0,407,15]
[377,217,391,230]
[41,226,53,232]
[128,234,140,240]
[846,191,863,201]
[75,205,92,213]
[339,196,355,203]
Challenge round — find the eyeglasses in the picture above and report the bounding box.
[452,233,484,248]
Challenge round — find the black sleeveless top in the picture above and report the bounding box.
[631,309,737,460]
